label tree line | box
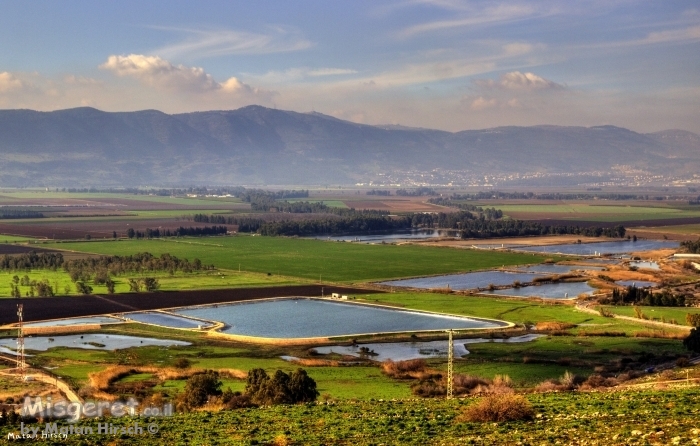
[395,187,438,196]
[0,209,44,219]
[440,191,687,201]
[126,226,228,239]
[681,239,700,254]
[608,286,687,307]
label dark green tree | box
[183,370,222,409]
[684,328,700,353]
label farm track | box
[0,285,379,325]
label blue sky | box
[0,0,698,132]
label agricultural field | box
[475,202,700,223]
[44,236,551,283]
[0,269,307,297]
[3,383,700,444]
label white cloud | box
[470,97,498,110]
[398,4,540,37]
[151,26,312,59]
[307,68,358,77]
[257,67,358,83]
[99,54,277,101]
[0,72,25,93]
[476,71,563,90]
[100,54,220,92]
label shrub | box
[687,313,700,328]
[459,393,534,422]
[684,328,700,353]
[381,359,428,379]
[174,358,191,369]
[245,368,319,405]
[182,370,222,409]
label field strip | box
[154,238,224,247]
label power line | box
[447,329,453,399]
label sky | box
[0,0,698,133]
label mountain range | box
[0,105,698,186]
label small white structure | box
[331,293,340,299]
[341,295,349,300]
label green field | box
[604,305,700,325]
[636,223,700,235]
[0,268,306,297]
[3,387,700,445]
[286,199,348,208]
[484,203,700,222]
[0,234,36,242]
[48,236,552,283]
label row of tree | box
[681,238,700,254]
[608,286,687,307]
[64,252,209,278]
[0,252,65,271]
[126,226,228,239]
[459,221,626,239]
[181,368,318,410]
[0,209,44,219]
[442,191,683,201]
[395,187,438,196]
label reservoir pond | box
[172,298,506,338]
[511,240,678,255]
[485,282,596,299]
[124,311,213,329]
[0,334,190,352]
[379,271,546,290]
[312,334,543,361]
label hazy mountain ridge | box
[0,106,698,186]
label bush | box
[182,370,222,409]
[459,393,534,422]
[245,368,319,405]
[174,358,191,369]
[381,359,428,379]
[687,313,700,328]
[683,328,700,353]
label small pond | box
[616,280,659,288]
[485,282,596,299]
[23,316,124,328]
[309,229,459,243]
[513,264,603,274]
[629,261,660,270]
[172,298,506,338]
[512,240,678,255]
[379,271,545,290]
[0,334,190,352]
[124,312,213,329]
[311,334,543,361]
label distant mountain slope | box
[0,106,697,186]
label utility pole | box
[447,329,454,399]
[16,304,26,380]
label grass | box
[603,305,700,325]
[4,387,700,445]
[0,269,306,297]
[47,236,553,283]
[285,199,348,208]
[0,234,36,242]
[486,203,700,222]
[634,223,700,235]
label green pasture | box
[0,234,36,242]
[485,203,700,222]
[603,305,700,325]
[635,223,700,235]
[47,236,553,283]
[5,383,700,445]
[0,269,305,297]
[0,191,243,206]
[285,199,348,208]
